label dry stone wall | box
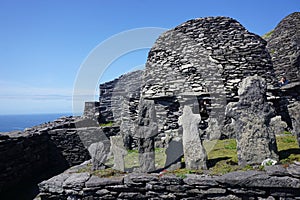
[266,12,300,83]
[0,116,119,198]
[143,16,274,100]
[37,163,300,199]
[265,12,300,134]
[99,70,143,126]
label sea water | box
[0,113,73,132]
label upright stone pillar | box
[178,106,207,170]
[110,135,127,171]
[134,99,158,172]
[88,141,110,170]
[226,76,279,166]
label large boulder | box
[226,76,279,166]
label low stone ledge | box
[36,164,300,199]
[86,176,123,188]
[183,174,219,186]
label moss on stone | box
[262,30,274,40]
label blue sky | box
[0,0,299,114]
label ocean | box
[0,113,74,132]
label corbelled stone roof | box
[266,12,300,82]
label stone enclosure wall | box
[0,116,119,198]
[37,163,300,199]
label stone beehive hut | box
[265,12,300,136]
[94,15,300,146]
[140,16,275,141]
[266,12,300,82]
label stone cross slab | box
[178,106,207,170]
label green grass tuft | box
[76,135,299,177]
[262,30,274,40]
[283,131,292,135]
[99,121,114,127]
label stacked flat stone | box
[144,16,274,100]
[37,164,300,200]
[83,101,100,122]
[0,116,118,196]
[265,12,300,133]
[266,12,300,82]
[99,70,143,125]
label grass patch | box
[166,168,203,178]
[99,121,114,127]
[277,135,299,151]
[77,135,299,177]
[77,164,125,178]
[277,135,300,164]
[205,135,300,175]
[205,139,237,161]
[123,148,167,170]
[92,168,125,178]
[204,139,240,175]
[262,30,274,40]
[283,131,292,135]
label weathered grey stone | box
[110,135,127,171]
[85,176,123,187]
[265,165,289,177]
[226,76,279,166]
[229,188,266,196]
[135,99,158,172]
[83,101,100,121]
[184,174,219,186]
[220,170,300,188]
[88,141,110,170]
[265,12,300,83]
[37,164,300,199]
[165,136,183,170]
[124,173,158,187]
[118,192,146,199]
[38,173,70,194]
[159,174,183,185]
[62,172,90,189]
[287,164,300,178]
[288,102,300,147]
[179,106,207,170]
[135,99,158,139]
[269,116,287,135]
[95,189,110,196]
[206,117,222,140]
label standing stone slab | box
[110,135,127,171]
[226,76,279,166]
[135,99,158,172]
[165,137,184,170]
[88,141,110,170]
[178,106,207,170]
[288,102,300,147]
